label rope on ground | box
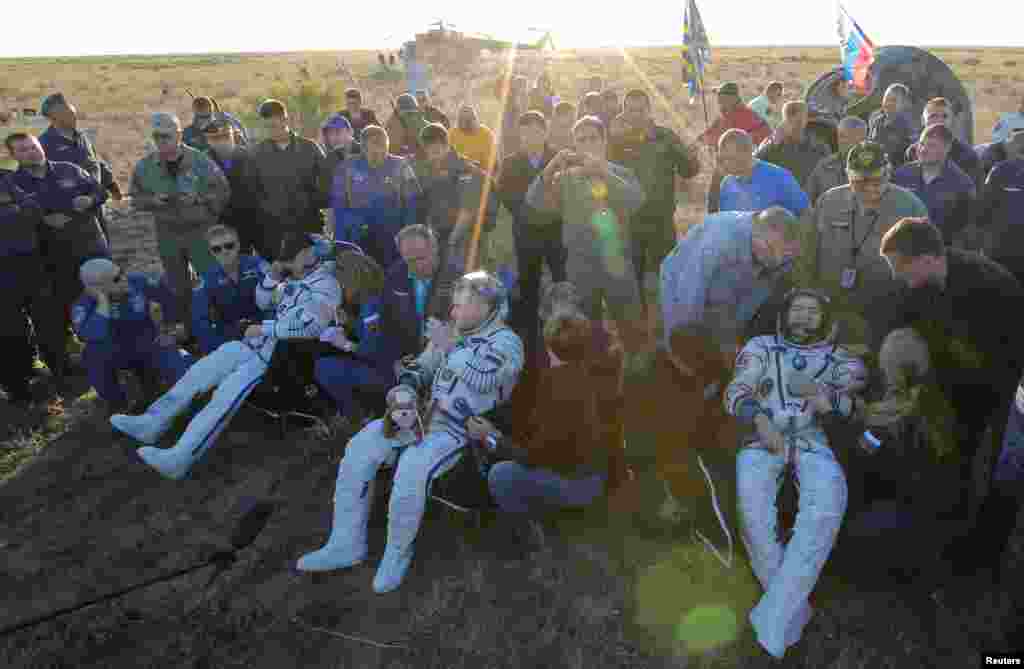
[694,453,734,569]
[292,617,410,649]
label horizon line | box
[2,43,1022,60]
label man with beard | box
[727,288,867,660]
[448,104,497,174]
[8,132,111,388]
[805,116,867,208]
[892,123,976,246]
[873,218,1023,595]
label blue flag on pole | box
[682,0,711,103]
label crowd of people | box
[2,70,1023,662]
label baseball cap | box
[396,94,417,112]
[151,112,182,134]
[40,92,69,117]
[322,113,353,132]
[846,141,889,177]
[258,99,287,119]
[715,82,740,96]
[202,115,235,137]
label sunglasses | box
[210,241,238,254]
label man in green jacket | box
[247,99,327,258]
[130,112,230,339]
[609,89,701,330]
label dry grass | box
[1,46,1022,669]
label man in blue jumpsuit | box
[330,125,421,270]
[191,224,271,355]
[0,174,60,405]
[38,93,122,238]
[6,132,110,386]
[72,258,194,414]
[314,284,390,422]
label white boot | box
[136,443,196,481]
[296,477,375,572]
[372,544,414,593]
[111,391,191,445]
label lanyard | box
[849,206,881,263]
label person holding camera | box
[191,224,272,355]
[525,115,647,359]
[130,112,230,343]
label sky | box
[2,0,1022,57]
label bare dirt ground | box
[1,46,1022,667]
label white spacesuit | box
[111,241,341,481]
[723,289,867,658]
[296,271,524,593]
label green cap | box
[846,141,888,177]
[715,82,740,96]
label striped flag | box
[681,0,711,103]
[837,3,876,94]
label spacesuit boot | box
[110,391,192,445]
[297,476,375,572]
[372,544,414,594]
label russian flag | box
[837,3,875,94]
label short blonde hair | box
[204,224,238,243]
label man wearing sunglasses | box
[72,258,194,416]
[191,224,271,355]
[129,112,231,344]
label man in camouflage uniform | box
[805,116,867,209]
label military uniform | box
[805,151,849,209]
[794,143,928,346]
[72,273,194,405]
[608,120,700,299]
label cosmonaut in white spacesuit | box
[110,233,342,480]
[724,288,868,659]
[296,270,524,593]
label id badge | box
[840,266,858,290]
